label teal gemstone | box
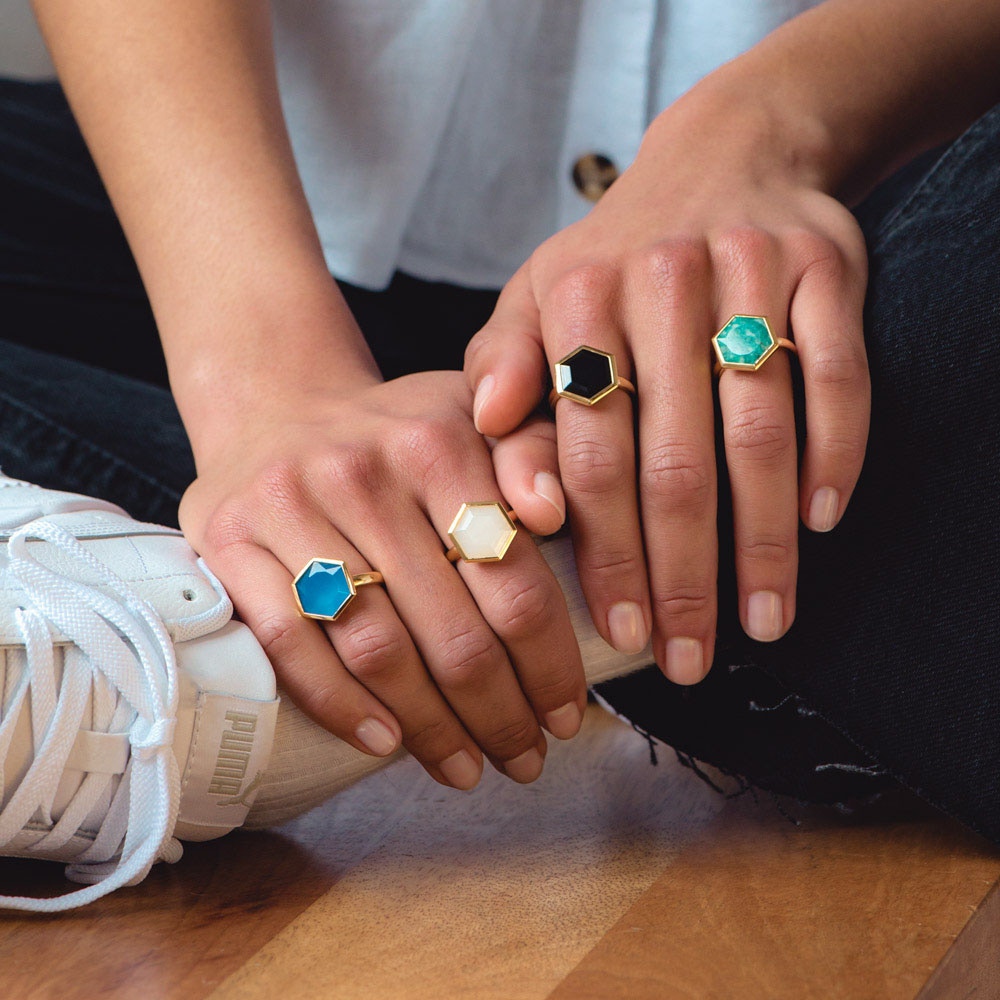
[293,559,355,620]
[713,316,775,369]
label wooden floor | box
[1,706,997,999]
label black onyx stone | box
[557,348,615,401]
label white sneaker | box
[0,475,394,912]
[0,475,651,912]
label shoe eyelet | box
[181,589,196,602]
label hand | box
[465,90,871,684]
[179,370,586,789]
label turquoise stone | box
[294,559,355,620]
[713,315,775,369]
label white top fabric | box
[271,0,821,290]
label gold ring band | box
[446,502,519,563]
[293,558,384,622]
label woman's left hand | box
[466,82,871,684]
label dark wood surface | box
[1,707,996,1000]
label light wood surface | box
[0,706,996,999]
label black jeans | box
[3,79,999,840]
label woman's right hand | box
[178,369,586,790]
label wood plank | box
[547,796,999,1000]
[918,878,1000,998]
[208,708,728,1000]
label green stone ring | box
[712,315,797,375]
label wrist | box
[650,62,839,195]
[167,276,382,465]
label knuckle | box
[651,585,713,620]
[434,625,501,687]
[548,263,618,313]
[714,227,778,276]
[484,716,539,760]
[315,442,382,494]
[492,575,553,641]
[807,345,869,395]
[202,504,254,555]
[585,547,646,583]
[635,239,710,291]
[297,681,345,729]
[404,716,456,757]
[796,232,848,282]
[393,416,457,481]
[254,612,309,668]
[338,620,409,683]
[254,459,307,508]
[640,443,713,511]
[738,535,796,566]
[726,405,794,465]
[561,435,626,495]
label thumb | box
[465,263,548,437]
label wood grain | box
[548,796,998,1000]
[0,706,996,999]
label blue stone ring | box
[712,315,797,375]
[292,558,385,622]
[548,346,636,409]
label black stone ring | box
[549,346,636,408]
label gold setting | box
[446,502,519,563]
[550,345,637,408]
[292,558,385,622]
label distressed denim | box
[2,77,999,839]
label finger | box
[426,476,587,743]
[790,239,870,533]
[627,240,718,684]
[545,267,651,655]
[370,506,552,781]
[715,238,800,644]
[206,538,405,760]
[491,416,565,536]
[267,512,487,791]
[465,263,548,436]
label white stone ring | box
[446,502,519,563]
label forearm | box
[32,0,380,458]
[665,0,1000,204]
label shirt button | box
[571,153,619,202]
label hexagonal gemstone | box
[293,558,355,620]
[713,315,776,370]
[448,502,517,562]
[555,347,616,404]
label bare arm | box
[31,0,379,458]
[31,0,587,787]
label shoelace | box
[0,518,181,912]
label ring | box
[293,558,385,621]
[712,315,797,375]
[446,502,519,563]
[549,346,636,408]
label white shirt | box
[272,0,820,291]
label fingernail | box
[355,717,399,756]
[544,702,582,740]
[533,471,566,527]
[473,374,495,434]
[439,749,482,790]
[747,591,784,642]
[607,601,648,654]
[808,487,840,532]
[665,637,704,685]
[504,747,544,783]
